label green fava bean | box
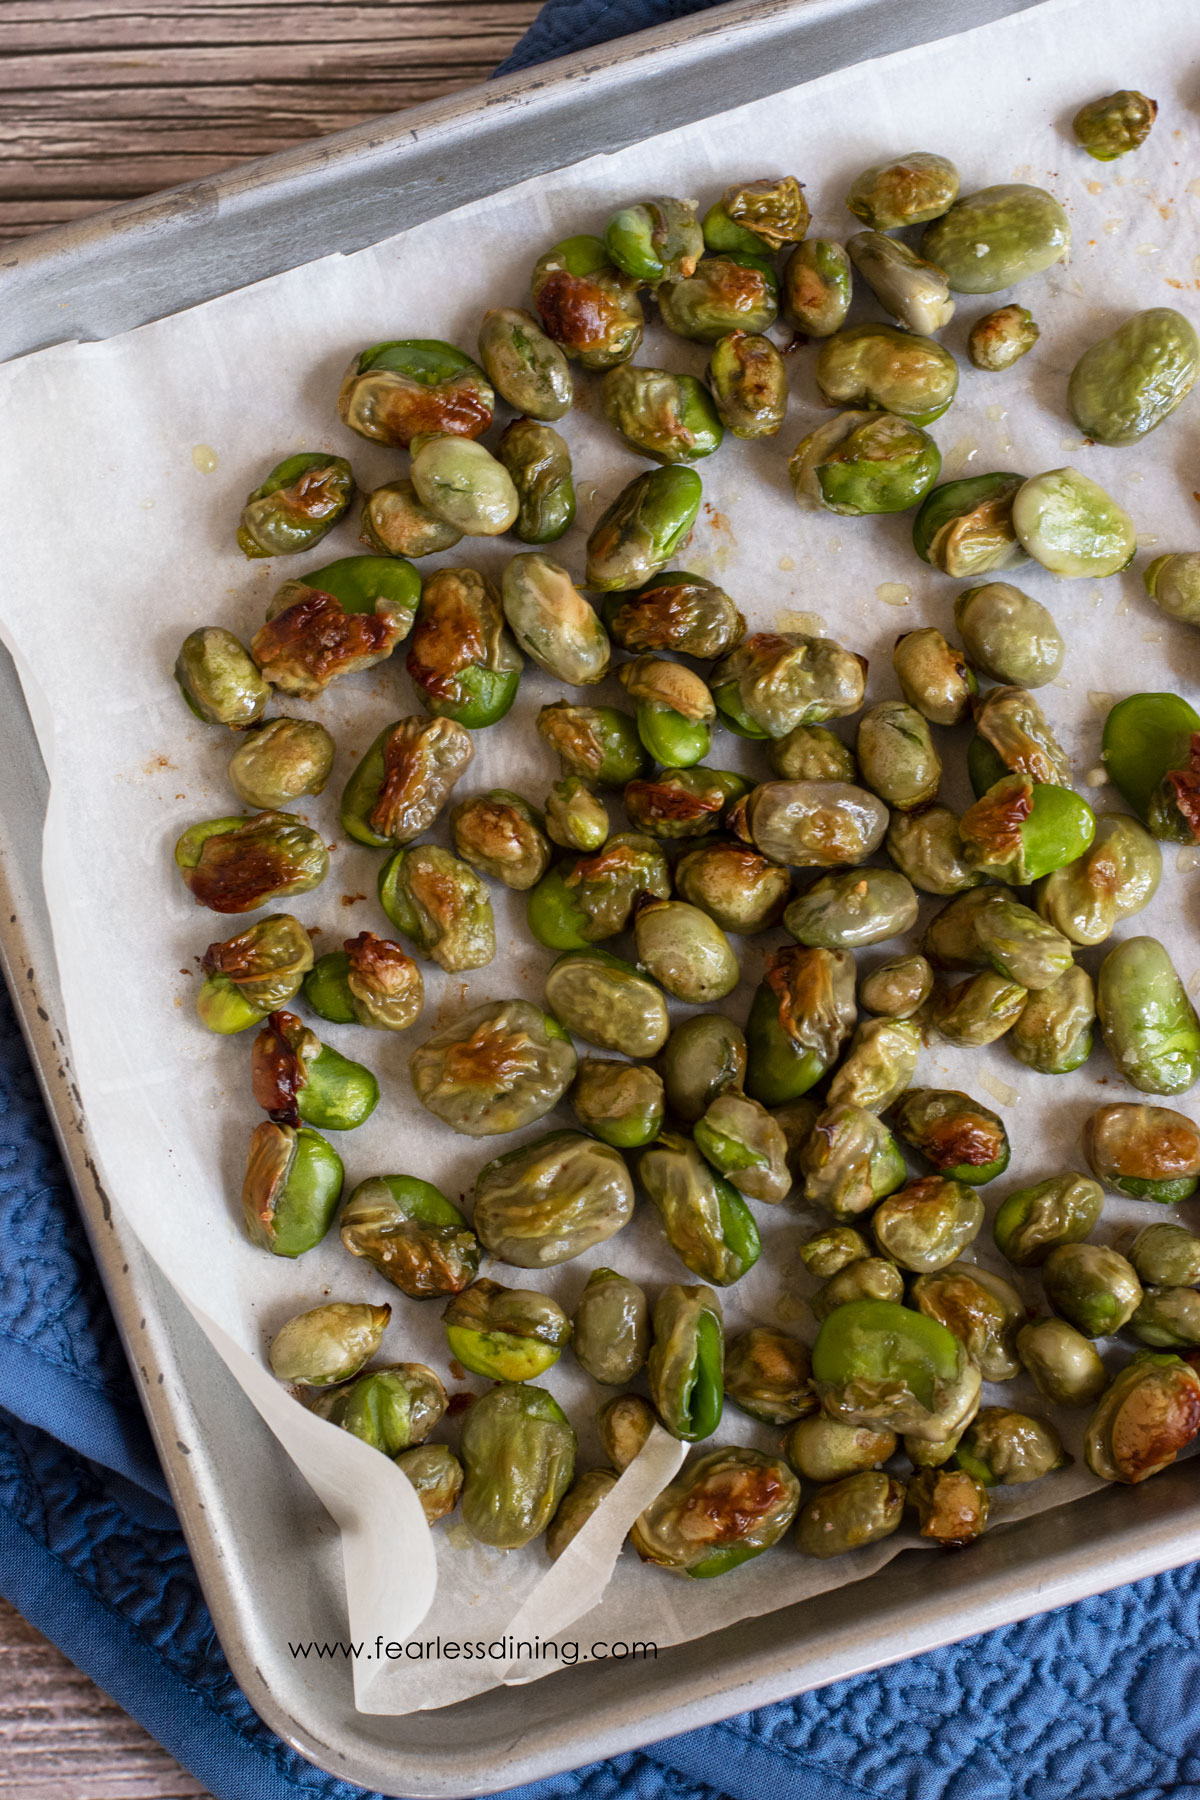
[799,1225,870,1280]
[745,945,857,1105]
[921,886,1004,969]
[253,559,417,700]
[973,892,1074,990]
[859,953,933,1020]
[646,1282,724,1441]
[931,971,1027,1048]
[477,307,573,420]
[810,1256,905,1321]
[701,197,767,258]
[585,466,703,592]
[175,812,328,915]
[912,1263,1023,1382]
[625,768,749,841]
[1068,309,1199,447]
[640,1133,760,1286]
[229,718,334,811]
[658,255,778,343]
[197,914,313,1034]
[337,340,493,447]
[770,724,857,782]
[722,176,809,249]
[304,932,424,1033]
[811,1298,982,1442]
[1129,1221,1200,1287]
[1009,965,1095,1074]
[955,1406,1066,1486]
[846,151,959,231]
[1144,553,1200,626]
[847,231,955,334]
[960,775,1096,886]
[1129,1286,1200,1349]
[899,1466,987,1536]
[268,1301,392,1387]
[969,305,1040,371]
[784,868,918,951]
[501,552,610,684]
[342,716,473,849]
[545,947,670,1057]
[545,777,609,852]
[827,1017,922,1116]
[856,701,941,811]
[795,1471,906,1559]
[313,1363,447,1457]
[633,898,739,1005]
[618,654,715,767]
[241,1121,343,1256]
[545,1470,619,1561]
[724,1326,814,1424]
[571,1059,664,1149]
[1044,1242,1142,1338]
[892,629,977,727]
[912,472,1027,580]
[602,364,723,463]
[251,1010,378,1131]
[800,1103,907,1220]
[406,568,522,728]
[496,418,575,544]
[410,435,518,537]
[790,410,941,516]
[236,452,354,559]
[675,841,791,935]
[743,780,889,869]
[887,806,986,897]
[1036,813,1162,946]
[1085,1349,1200,1483]
[694,1093,790,1204]
[905,1427,969,1470]
[460,1383,576,1549]
[1073,89,1157,161]
[783,1416,896,1486]
[1016,1317,1107,1407]
[409,999,576,1137]
[633,1447,800,1577]
[922,184,1070,293]
[473,1130,636,1268]
[340,1175,480,1298]
[378,845,495,973]
[713,631,865,739]
[1101,692,1200,833]
[526,833,670,950]
[1083,1101,1200,1203]
[397,1445,464,1527]
[443,1280,572,1382]
[360,478,463,558]
[872,1177,985,1273]
[815,323,958,426]
[573,1268,649,1384]
[175,627,270,727]
[451,790,551,891]
[604,196,703,285]
[706,332,787,439]
[954,582,1063,686]
[1012,467,1136,578]
[531,235,643,369]
[1097,936,1200,1096]
[972,685,1072,789]
[993,1166,1108,1267]
[537,701,650,788]
[603,570,745,659]
[891,1087,1011,1184]
[781,239,852,336]
[596,1394,656,1473]
[656,1014,746,1125]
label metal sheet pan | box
[5,0,1200,1791]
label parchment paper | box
[3,0,1200,1718]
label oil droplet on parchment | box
[1136,244,1160,257]
[1188,968,1200,998]
[777,609,825,634]
[980,1070,1019,1107]
[192,444,218,473]
[985,405,1008,424]
[446,1525,474,1551]
[876,582,911,609]
[1086,180,1105,196]
[1088,690,1115,712]
[778,555,795,572]
[775,1293,805,1324]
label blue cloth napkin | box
[6,4,1200,1793]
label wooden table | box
[0,7,537,1785]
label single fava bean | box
[451,791,551,891]
[268,1301,391,1387]
[1097,936,1200,1096]
[810,1257,904,1321]
[1043,1242,1142,1338]
[633,898,740,1006]
[770,723,858,783]
[1101,692,1200,839]
[341,715,473,849]
[410,436,519,537]
[544,948,670,1058]
[1128,1286,1200,1349]
[887,806,987,897]
[1083,1102,1200,1203]
[1036,814,1162,947]
[781,239,852,337]
[255,555,419,700]
[799,1104,907,1220]
[811,1298,982,1442]
[537,700,651,788]
[241,1121,344,1256]
[890,1087,1011,1184]
[724,1326,815,1423]
[712,631,866,740]
[721,176,809,250]
[912,473,1028,582]
[968,306,1039,372]
[603,570,745,659]
[407,568,522,728]
[846,230,955,334]
[605,195,703,282]
[872,1178,985,1273]
[313,1363,447,1457]
[1068,309,1199,448]
[911,1263,1023,1382]
[601,363,724,464]
[783,1416,896,1484]
[1084,1350,1200,1484]
[175,812,328,915]
[922,184,1069,293]
[460,1383,576,1549]
[339,1174,480,1298]
[251,1010,378,1132]
[657,254,779,344]
[236,452,354,559]
[477,307,573,420]
[646,1283,724,1441]
[858,953,933,1020]
[908,1469,989,1547]
[930,971,1027,1048]
[1128,1221,1200,1287]
[473,1130,636,1268]
[993,1172,1104,1267]
[545,1469,619,1562]
[742,781,889,869]
[955,1407,1066,1486]
[337,340,492,447]
[570,1058,664,1150]
[585,465,703,592]
[1017,1317,1107,1407]
[618,654,715,768]
[856,701,941,811]
[784,868,919,951]
[526,833,670,951]
[545,777,609,853]
[1143,553,1200,627]
[845,151,960,231]
[624,767,749,842]
[1008,965,1095,1074]
[502,552,610,685]
[972,892,1074,991]
[443,1280,571,1382]
[409,999,576,1138]
[675,841,791,935]
[396,1445,462,1526]
[632,1447,800,1577]
[175,627,270,728]
[377,845,494,974]
[656,1013,746,1124]
[360,478,463,559]
[1073,90,1157,161]
[197,914,313,1035]
[954,582,1063,688]
[1012,467,1136,578]
[694,1092,791,1203]
[892,628,977,726]
[531,234,644,369]
[827,1018,921,1116]
[572,1269,649,1385]
[745,945,857,1106]
[597,1393,655,1472]
[639,1133,761,1286]
[798,1225,871,1281]
[497,418,575,544]
[229,718,334,811]
[815,323,958,427]
[959,775,1096,886]
[794,1471,905,1559]
[789,410,942,517]
[707,331,787,438]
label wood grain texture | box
[0,0,539,237]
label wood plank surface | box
[0,0,539,237]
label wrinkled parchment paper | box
[3,0,1200,1718]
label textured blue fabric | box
[3,6,1200,1797]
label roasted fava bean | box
[1009,965,1095,1074]
[827,1017,922,1116]
[694,1092,791,1203]
[633,1447,800,1577]
[605,196,703,284]
[887,806,987,897]
[460,1383,576,1549]
[545,947,670,1058]
[1083,1102,1200,1203]
[968,305,1039,372]
[810,1257,905,1320]
[360,478,463,558]
[407,568,523,728]
[1097,937,1200,1096]
[474,1130,636,1268]
[707,331,787,438]
[646,1283,724,1441]
[1044,1242,1142,1338]
[242,1121,344,1256]
[586,466,703,592]
[251,1009,378,1131]
[722,176,809,249]
[783,1416,896,1484]
[676,841,791,935]
[618,654,715,767]
[175,812,328,914]
[410,436,519,537]
[930,971,1027,1048]
[1073,90,1157,161]
[847,230,954,333]
[597,1393,656,1472]
[1101,692,1200,839]
[795,1471,906,1559]
[1128,1286,1200,1349]
[624,767,749,842]
[502,552,610,685]
[341,716,473,849]
[800,1104,907,1220]
[892,628,977,725]
[912,1263,1023,1381]
[743,781,889,869]
[812,1298,981,1442]
[602,363,724,464]
[397,1445,464,1526]
[1128,1221,1200,1287]
[537,700,651,788]
[993,1172,1103,1267]
[971,684,1072,789]
[955,1407,1066,1485]
[908,1469,989,1547]
[639,1133,760,1286]
[570,1058,664,1150]
[337,340,493,447]
[656,1014,747,1125]
[236,452,354,558]
[451,791,551,891]
[1068,309,1198,448]
[1012,467,1136,579]
[846,151,959,231]
[784,868,918,953]
[1143,554,1200,627]
[477,307,573,420]
[781,239,852,336]
[197,914,313,1034]
[496,418,576,543]
[268,1301,391,1387]
[175,627,270,727]
[815,323,958,427]
[228,718,334,811]
[377,845,495,973]
[254,556,418,699]
[409,999,576,1137]
[1036,814,1162,947]
[546,1469,619,1561]
[798,1226,871,1281]
[443,1280,571,1382]
[1085,1351,1200,1484]
[922,184,1069,293]
[632,899,740,1005]
[790,409,942,516]
[724,1326,814,1423]
[340,1175,480,1297]
[973,893,1074,991]
[712,631,866,740]
[531,234,643,369]
[954,582,1064,688]
[912,473,1027,581]
[1016,1317,1107,1407]
[745,945,857,1105]
[856,701,941,811]
[604,570,745,660]
[545,777,609,852]
[959,775,1095,886]
[314,1363,446,1457]
[890,1088,1011,1184]
[658,254,779,343]
[858,953,933,1020]
[770,724,857,783]
[872,1178,985,1273]
[527,833,670,951]
[572,1269,649,1384]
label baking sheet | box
[3,0,1200,1719]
